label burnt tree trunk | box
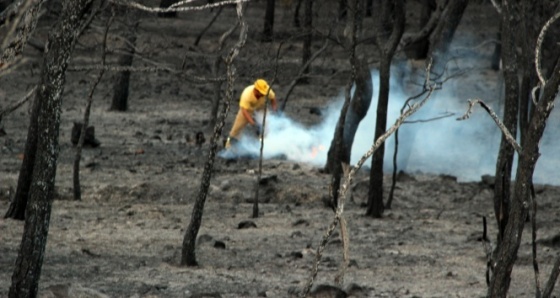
[325,0,370,209]
[8,0,92,297]
[181,2,247,267]
[338,0,346,20]
[491,20,501,71]
[300,0,312,83]
[4,94,41,220]
[293,0,302,27]
[325,58,373,208]
[403,0,436,59]
[427,0,469,77]
[109,10,139,112]
[262,0,275,42]
[366,0,404,218]
[493,0,520,245]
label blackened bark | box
[491,21,501,71]
[293,0,302,27]
[428,0,468,77]
[325,58,373,207]
[301,0,312,83]
[109,13,139,112]
[403,0,436,59]
[365,0,373,17]
[8,0,93,297]
[262,0,275,42]
[338,0,346,21]
[4,95,41,220]
[324,0,368,209]
[159,0,177,18]
[366,0,404,218]
[493,0,519,244]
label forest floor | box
[1,1,560,298]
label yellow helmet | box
[254,79,270,95]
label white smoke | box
[220,69,560,186]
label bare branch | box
[535,11,560,86]
[281,37,330,111]
[0,86,36,123]
[457,98,522,155]
[74,11,113,200]
[403,112,454,124]
[110,0,249,13]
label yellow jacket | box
[239,85,276,113]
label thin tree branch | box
[110,0,249,13]
[194,6,224,46]
[457,98,522,155]
[73,8,113,201]
[0,86,36,123]
[535,11,560,86]
[281,37,330,111]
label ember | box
[310,145,326,159]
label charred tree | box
[491,20,501,71]
[181,2,247,267]
[293,0,302,27]
[109,8,139,112]
[73,13,111,201]
[492,0,519,245]
[8,0,93,296]
[4,93,41,220]
[326,0,372,209]
[262,0,275,42]
[300,0,312,84]
[403,0,436,59]
[366,0,404,218]
[326,58,373,208]
[427,0,469,77]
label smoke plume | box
[220,70,559,186]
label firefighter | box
[225,79,277,149]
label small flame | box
[310,145,326,159]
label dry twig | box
[457,98,522,155]
[535,11,560,86]
[110,0,249,13]
[0,86,36,123]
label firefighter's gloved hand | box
[255,124,264,138]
